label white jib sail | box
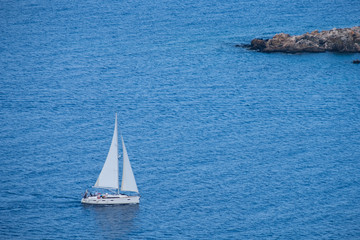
[94,115,119,189]
[121,136,139,193]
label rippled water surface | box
[1,0,360,239]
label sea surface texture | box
[1,0,360,239]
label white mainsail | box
[94,114,119,189]
[121,136,139,193]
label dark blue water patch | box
[1,0,360,239]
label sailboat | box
[81,114,140,205]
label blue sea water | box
[1,0,360,239]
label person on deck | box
[83,190,88,199]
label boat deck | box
[81,194,140,205]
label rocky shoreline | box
[245,26,360,53]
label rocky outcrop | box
[248,26,360,53]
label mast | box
[116,113,119,194]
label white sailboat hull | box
[81,194,140,205]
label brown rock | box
[250,38,267,51]
[247,26,360,53]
